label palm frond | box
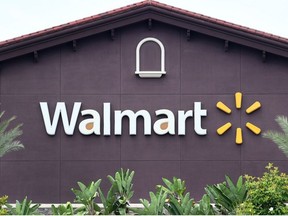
[0,141,24,157]
[263,116,288,158]
[0,112,24,158]
[275,116,288,135]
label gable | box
[1,0,288,62]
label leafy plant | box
[51,202,74,215]
[71,180,102,215]
[236,201,256,215]
[239,163,288,215]
[6,197,40,215]
[130,190,167,215]
[0,111,24,158]
[263,115,288,158]
[0,195,8,215]
[157,177,186,200]
[98,186,117,215]
[156,177,194,215]
[165,192,194,215]
[205,175,247,214]
[107,168,134,214]
[191,194,215,215]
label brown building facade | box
[0,1,288,203]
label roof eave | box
[1,4,288,61]
[0,6,152,61]
[149,7,288,57]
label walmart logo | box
[216,92,261,144]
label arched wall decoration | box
[135,37,166,78]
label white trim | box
[9,203,288,209]
[7,203,144,208]
[135,70,166,78]
[135,37,166,78]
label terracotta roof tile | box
[0,0,288,48]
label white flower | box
[269,207,274,211]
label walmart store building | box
[0,1,288,203]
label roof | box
[1,0,288,61]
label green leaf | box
[107,175,115,184]
[94,179,102,190]
[263,116,288,158]
[115,172,123,194]
[236,175,243,188]
[141,199,150,210]
[98,188,106,209]
[77,182,87,192]
[0,112,24,158]
[162,178,172,190]
[225,175,237,194]
[276,115,288,135]
[15,200,21,214]
[168,196,182,215]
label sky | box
[1,0,288,42]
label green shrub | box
[51,202,74,215]
[71,180,102,215]
[236,201,256,215]
[106,168,134,215]
[0,195,8,215]
[191,194,215,215]
[157,177,186,200]
[98,184,117,215]
[165,192,194,215]
[157,177,195,215]
[130,189,167,215]
[205,175,247,214]
[6,197,40,215]
[237,163,288,215]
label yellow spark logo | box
[216,92,261,145]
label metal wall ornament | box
[216,92,262,145]
[135,37,166,78]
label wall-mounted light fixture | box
[135,37,166,78]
